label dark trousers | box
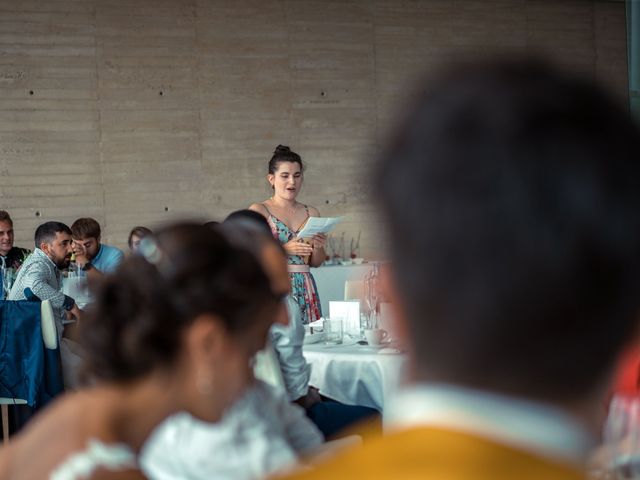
[306,397,380,439]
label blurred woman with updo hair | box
[0,223,281,479]
[250,145,326,325]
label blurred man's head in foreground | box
[377,59,640,407]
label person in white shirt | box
[140,219,323,480]
[142,380,323,480]
[228,210,380,439]
[0,222,282,479]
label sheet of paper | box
[296,216,342,239]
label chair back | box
[0,299,63,407]
[40,300,57,350]
[0,299,63,443]
[344,280,364,302]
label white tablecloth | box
[303,342,408,412]
[311,264,374,315]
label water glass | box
[323,317,344,345]
[1,266,14,300]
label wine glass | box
[2,267,14,300]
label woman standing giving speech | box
[250,145,326,325]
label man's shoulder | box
[100,244,124,257]
[94,244,124,271]
[101,243,124,255]
[279,426,586,480]
[20,249,47,268]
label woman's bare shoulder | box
[307,205,321,217]
[0,395,88,479]
[248,202,269,218]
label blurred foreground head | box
[79,222,280,422]
[376,59,640,404]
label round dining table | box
[303,341,408,413]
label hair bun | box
[274,145,291,154]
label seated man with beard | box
[9,221,81,333]
[9,221,84,388]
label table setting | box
[302,266,408,412]
[303,333,407,412]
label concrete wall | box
[0,0,628,257]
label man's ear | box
[39,242,50,255]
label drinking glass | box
[323,317,344,345]
[3,267,15,298]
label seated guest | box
[142,381,323,480]
[141,221,323,480]
[280,60,640,479]
[0,223,282,479]
[8,221,81,336]
[8,221,83,388]
[0,210,31,299]
[224,210,380,439]
[272,298,380,439]
[70,217,123,278]
[127,225,152,253]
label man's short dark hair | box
[0,210,12,225]
[71,217,101,240]
[225,209,272,236]
[35,222,72,248]
[376,59,640,403]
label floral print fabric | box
[267,215,323,325]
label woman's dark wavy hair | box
[79,222,276,383]
[268,145,304,174]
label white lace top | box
[50,439,137,480]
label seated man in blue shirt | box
[70,217,124,279]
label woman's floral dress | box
[265,206,323,325]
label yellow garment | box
[280,426,586,480]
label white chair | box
[0,300,57,444]
[344,280,365,303]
